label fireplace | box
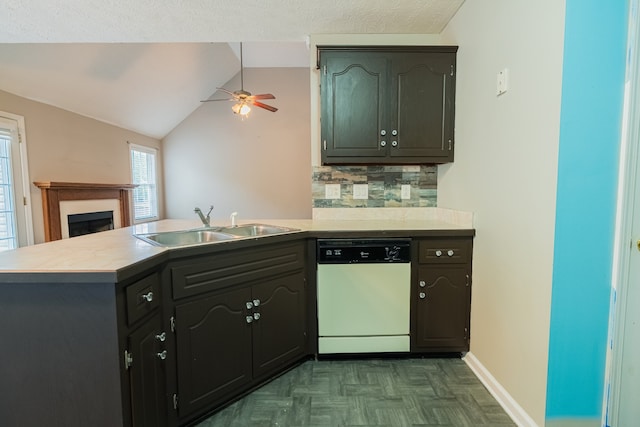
[68,210,114,238]
[34,182,136,242]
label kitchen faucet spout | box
[194,205,213,227]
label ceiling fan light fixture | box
[232,102,251,116]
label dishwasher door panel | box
[317,263,410,337]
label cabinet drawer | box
[418,239,472,264]
[172,242,305,300]
[126,273,160,325]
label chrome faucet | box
[194,206,213,227]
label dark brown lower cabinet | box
[412,238,473,353]
[175,287,253,418]
[414,266,470,351]
[174,270,307,421]
[127,312,168,427]
[170,241,309,424]
[252,271,307,378]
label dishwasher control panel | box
[317,239,411,263]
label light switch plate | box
[325,184,341,199]
[401,184,411,200]
[497,68,509,96]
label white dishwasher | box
[317,238,411,354]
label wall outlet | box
[353,184,368,200]
[401,184,411,200]
[325,183,341,199]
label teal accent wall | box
[546,0,628,420]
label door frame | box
[0,111,34,247]
[606,0,640,424]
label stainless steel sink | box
[135,223,299,247]
[220,223,299,237]
[135,229,239,247]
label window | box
[130,144,159,222]
[0,113,33,251]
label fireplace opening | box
[68,211,114,238]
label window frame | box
[129,143,160,224]
[0,112,34,249]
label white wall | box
[162,68,311,222]
[0,90,163,244]
[440,1,566,425]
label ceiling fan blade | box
[200,98,234,102]
[249,93,276,100]
[216,87,236,96]
[252,101,278,112]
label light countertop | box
[0,208,474,278]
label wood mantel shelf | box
[34,181,136,242]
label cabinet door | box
[128,312,168,427]
[413,266,470,351]
[390,52,456,162]
[251,271,307,378]
[321,52,389,160]
[175,287,252,418]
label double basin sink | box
[135,223,300,247]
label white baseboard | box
[463,352,539,427]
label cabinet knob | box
[253,299,261,307]
[157,350,167,360]
[435,250,442,257]
[419,292,426,299]
[419,280,426,288]
[391,129,398,136]
[380,130,387,136]
[155,332,166,342]
[391,140,398,147]
[246,301,254,310]
[380,140,387,147]
[253,312,261,321]
[246,315,254,324]
[141,291,153,303]
[447,249,454,257]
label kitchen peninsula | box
[0,208,474,427]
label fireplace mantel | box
[34,181,136,242]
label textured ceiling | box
[0,0,465,138]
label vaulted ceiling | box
[0,0,464,138]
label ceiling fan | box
[201,42,278,116]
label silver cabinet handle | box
[447,250,454,257]
[157,350,167,360]
[253,299,261,307]
[246,315,254,324]
[435,250,442,257]
[141,291,153,302]
[380,140,387,147]
[155,332,166,342]
[253,312,261,321]
[380,129,387,136]
[246,301,254,310]
[391,141,398,147]
[419,280,426,288]
[419,292,426,299]
[392,129,398,136]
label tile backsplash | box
[312,165,437,208]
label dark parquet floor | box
[195,357,516,427]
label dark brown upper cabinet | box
[319,46,458,165]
